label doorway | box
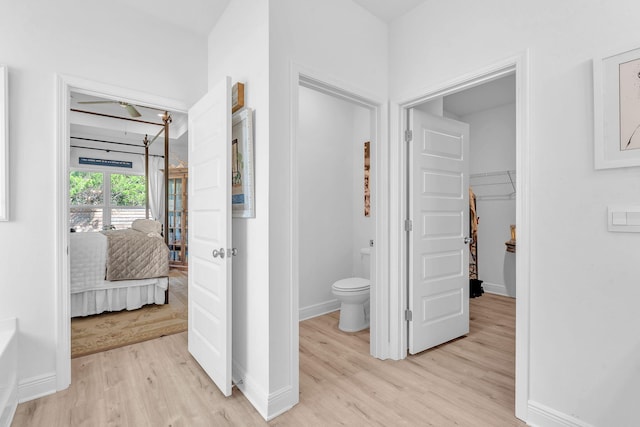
[55,75,189,389]
[396,55,530,421]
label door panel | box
[409,109,470,355]
[188,76,232,396]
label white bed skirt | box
[71,277,168,317]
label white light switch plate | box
[608,205,640,232]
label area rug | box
[71,269,188,358]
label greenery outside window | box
[70,171,146,231]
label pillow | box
[131,219,162,235]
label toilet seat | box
[332,277,370,293]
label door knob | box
[464,237,473,244]
[212,247,226,258]
[227,248,238,257]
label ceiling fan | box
[77,100,142,118]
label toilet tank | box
[360,247,371,279]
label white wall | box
[206,0,271,417]
[0,0,207,401]
[297,86,372,319]
[464,103,516,297]
[268,0,388,416]
[391,1,640,425]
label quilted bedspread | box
[101,229,169,281]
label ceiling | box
[108,0,428,39]
[443,74,516,117]
[352,0,427,22]
[70,92,188,157]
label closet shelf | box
[470,170,516,200]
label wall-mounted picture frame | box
[594,46,640,169]
[231,107,255,218]
[232,82,245,113]
[0,65,8,221]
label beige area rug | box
[71,269,188,358]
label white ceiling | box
[352,0,427,22]
[70,92,188,157]
[443,74,516,117]
[108,0,428,38]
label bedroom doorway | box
[56,75,190,389]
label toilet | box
[332,247,371,332]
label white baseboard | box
[299,299,340,321]
[232,360,297,421]
[232,360,269,419]
[528,401,594,427]
[266,385,296,421]
[18,373,57,403]
[481,281,508,296]
[0,381,16,427]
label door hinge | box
[405,309,413,321]
[405,129,413,142]
[404,219,413,232]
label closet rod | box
[71,136,145,149]
[470,170,516,178]
[70,144,164,158]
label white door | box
[408,109,470,355]
[188,76,233,396]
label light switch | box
[612,211,627,225]
[628,212,640,226]
[608,205,640,232]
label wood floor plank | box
[13,293,525,426]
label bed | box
[70,219,170,317]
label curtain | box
[144,155,165,224]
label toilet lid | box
[332,277,370,292]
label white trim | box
[391,51,531,422]
[266,386,296,421]
[481,281,508,296]
[290,61,389,364]
[232,360,270,420]
[528,401,595,427]
[18,373,56,403]
[299,300,340,321]
[55,74,188,393]
[0,65,8,222]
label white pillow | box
[131,219,162,235]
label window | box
[70,171,146,231]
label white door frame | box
[289,62,389,362]
[390,52,531,421]
[55,74,188,390]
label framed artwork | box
[364,141,370,217]
[232,82,245,113]
[0,65,8,221]
[231,107,255,218]
[594,46,640,169]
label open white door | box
[408,109,470,355]
[188,76,233,396]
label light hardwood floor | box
[13,293,525,426]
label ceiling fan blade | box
[77,100,118,105]
[123,103,142,118]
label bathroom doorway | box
[291,69,387,363]
[297,85,374,328]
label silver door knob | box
[227,248,238,257]
[212,247,226,258]
[464,237,473,244]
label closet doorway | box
[398,56,530,420]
